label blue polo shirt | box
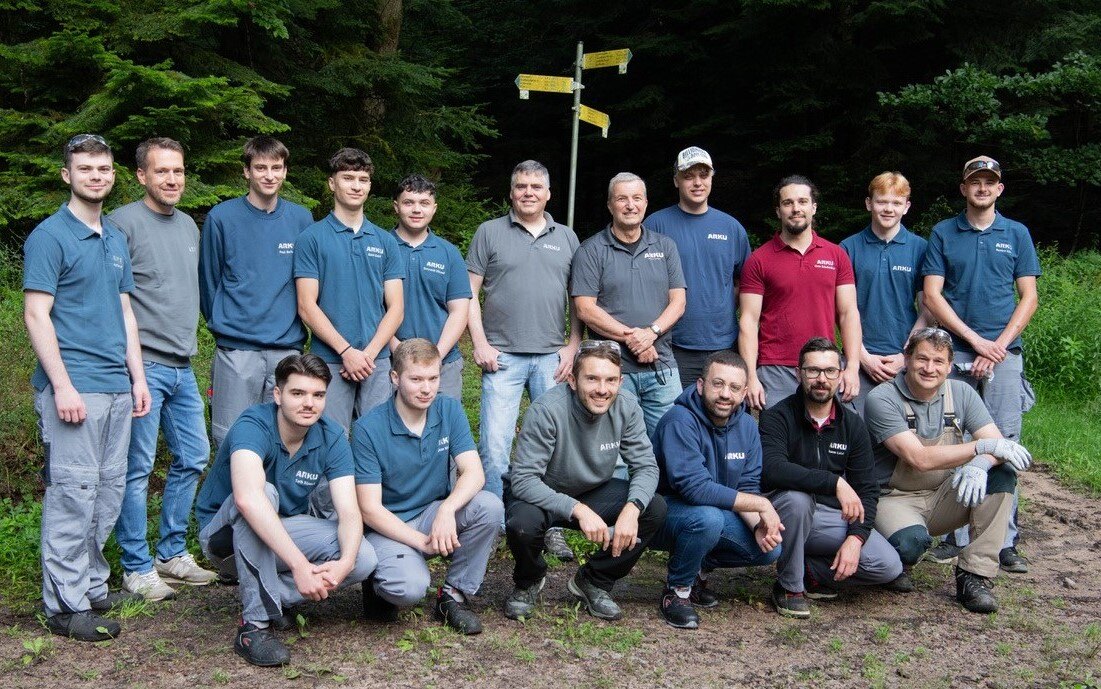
[840,225,928,355]
[647,205,751,351]
[352,395,477,522]
[294,213,405,363]
[194,402,354,531]
[922,212,1041,353]
[23,205,134,393]
[391,229,472,364]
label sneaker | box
[362,576,399,623]
[544,527,575,562]
[45,610,120,642]
[771,582,810,619]
[999,546,1029,574]
[155,553,219,586]
[659,588,699,629]
[234,622,290,667]
[689,574,719,608]
[885,570,916,593]
[925,540,961,564]
[804,566,838,600]
[123,570,177,602]
[89,590,145,611]
[434,587,482,635]
[504,577,545,620]
[955,567,998,614]
[567,572,623,621]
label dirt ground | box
[1,466,1098,689]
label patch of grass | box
[827,637,844,653]
[872,623,891,644]
[777,624,808,648]
[0,498,42,612]
[1023,391,1101,491]
[548,605,644,657]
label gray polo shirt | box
[108,201,200,367]
[466,211,579,354]
[864,375,993,489]
[570,226,687,373]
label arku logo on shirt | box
[294,469,319,486]
[437,436,450,452]
[424,261,447,275]
[827,442,848,455]
[643,251,665,260]
[726,451,746,461]
[364,245,385,259]
[600,440,621,452]
[995,242,1014,254]
[112,255,125,270]
[541,243,562,252]
[278,242,294,255]
[707,233,728,241]
[814,259,836,270]
[891,265,913,273]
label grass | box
[1022,389,1101,492]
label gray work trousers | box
[37,388,132,615]
[324,359,393,433]
[757,365,800,409]
[438,358,464,402]
[199,483,377,624]
[211,347,299,449]
[771,490,903,593]
[367,491,504,604]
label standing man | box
[390,175,471,401]
[839,172,930,415]
[503,342,668,622]
[110,138,217,602]
[739,176,863,409]
[23,134,151,640]
[922,156,1040,571]
[652,350,783,629]
[200,136,314,449]
[294,148,404,430]
[864,328,1029,613]
[647,147,752,389]
[760,338,903,618]
[194,354,376,667]
[572,172,687,434]
[466,160,580,560]
[354,339,503,635]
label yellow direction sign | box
[579,104,610,138]
[582,49,633,74]
[515,74,577,100]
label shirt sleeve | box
[114,232,135,293]
[509,403,579,520]
[620,401,659,508]
[226,413,275,462]
[22,230,62,295]
[735,424,765,495]
[445,244,473,300]
[843,417,879,541]
[863,386,911,445]
[954,381,995,435]
[922,227,947,277]
[912,238,929,295]
[664,238,687,290]
[199,211,223,320]
[465,224,491,276]
[835,246,855,286]
[325,432,355,480]
[739,251,765,296]
[568,241,603,298]
[293,229,320,280]
[351,420,383,485]
[1013,226,1042,278]
[445,399,477,457]
[382,233,405,281]
[733,222,751,281]
[657,409,739,509]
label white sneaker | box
[155,552,219,586]
[123,569,177,601]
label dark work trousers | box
[505,478,667,591]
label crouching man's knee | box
[986,464,1017,495]
[887,524,932,567]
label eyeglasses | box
[65,133,108,152]
[964,159,1000,175]
[908,326,953,349]
[579,339,621,355]
[800,366,841,380]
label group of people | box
[23,133,1040,668]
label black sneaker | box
[89,590,144,611]
[771,582,810,619]
[544,527,575,562]
[567,572,623,621]
[362,576,399,623]
[803,566,838,600]
[925,540,961,564]
[885,570,915,593]
[434,588,482,635]
[234,622,290,667]
[955,567,998,614]
[504,577,545,620]
[45,610,120,641]
[659,588,700,629]
[689,575,719,608]
[999,546,1029,573]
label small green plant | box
[996,642,1013,656]
[778,624,808,648]
[828,637,844,653]
[873,623,891,644]
[295,612,310,638]
[20,635,52,666]
[74,668,101,680]
[862,652,887,688]
[212,668,230,684]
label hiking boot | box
[234,622,290,667]
[804,566,838,600]
[925,540,961,564]
[155,552,219,586]
[504,577,545,620]
[689,574,719,608]
[362,576,399,623]
[89,590,145,611]
[955,567,998,614]
[544,527,575,562]
[885,570,916,593]
[567,572,623,621]
[434,588,483,635]
[659,588,699,629]
[771,582,810,619]
[123,569,177,602]
[45,610,120,641]
[999,546,1029,573]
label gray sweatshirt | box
[108,201,200,366]
[508,383,658,520]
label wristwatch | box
[628,498,645,512]
[649,323,662,336]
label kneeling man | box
[653,350,783,629]
[354,338,504,634]
[195,354,376,667]
[761,338,903,618]
[505,341,668,621]
[865,327,1028,613]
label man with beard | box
[922,156,1041,572]
[23,134,151,640]
[652,350,783,629]
[739,176,863,409]
[760,338,902,618]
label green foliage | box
[0,498,42,611]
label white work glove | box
[975,438,1032,473]
[952,455,994,507]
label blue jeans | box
[478,352,558,498]
[115,362,211,574]
[658,497,781,587]
[621,368,681,436]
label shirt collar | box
[57,204,101,240]
[385,395,442,437]
[508,209,557,234]
[599,224,656,253]
[796,387,839,430]
[392,228,440,249]
[954,211,1008,233]
[861,225,910,245]
[325,212,376,236]
[769,230,824,252]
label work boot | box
[771,582,810,619]
[234,622,290,667]
[544,527,575,561]
[659,587,699,629]
[955,566,998,614]
[567,571,623,621]
[504,577,545,620]
[45,611,120,642]
[434,587,482,635]
[999,546,1029,573]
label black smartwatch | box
[628,498,645,512]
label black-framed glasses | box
[800,366,841,380]
[65,133,107,152]
[579,339,621,355]
[964,159,1000,175]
